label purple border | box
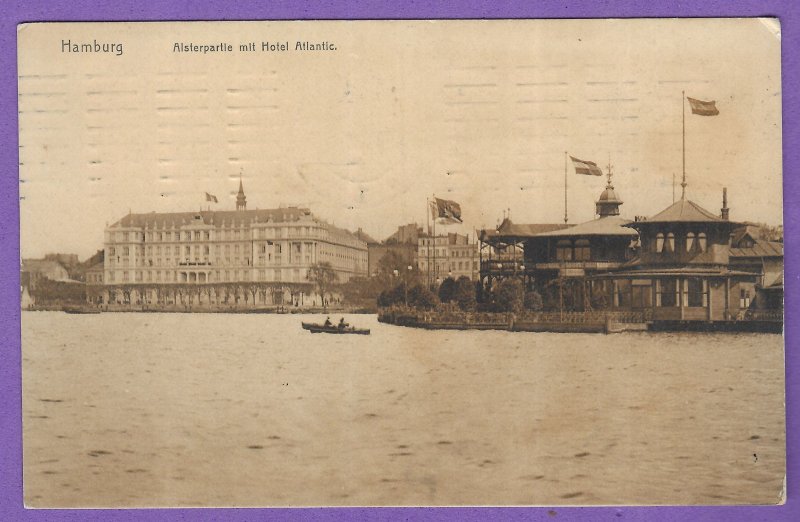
[1,1,796,521]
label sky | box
[18,19,783,259]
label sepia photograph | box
[18,19,784,507]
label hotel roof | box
[108,207,365,244]
[109,207,315,229]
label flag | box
[205,192,218,203]
[687,97,719,116]
[569,156,603,176]
[432,197,462,224]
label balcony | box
[480,259,527,275]
[533,261,622,271]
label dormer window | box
[656,233,664,253]
[698,233,707,252]
[686,232,696,253]
[666,233,675,253]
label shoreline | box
[378,308,783,334]
[25,305,378,315]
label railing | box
[379,306,651,326]
[532,261,622,270]
[480,260,527,273]
[743,309,783,322]
[516,310,650,324]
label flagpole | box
[426,197,431,287]
[564,151,568,224]
[426,197,431,235]
[432,194,437,287]
[681,90,686,200]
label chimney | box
[721,187,730,221]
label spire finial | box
[236,171,247,210]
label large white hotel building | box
[100,181,367,305]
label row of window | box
[109,254,332,268]
[113,226,329,243]
[418,261,479,271]
[555,239,591,261]
[106,268,314,283]
[654,232,708,254]
[419,248,478,258]
[607,278,751,309]
[108,242,327,259]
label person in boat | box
[338,317,349,330]
[324,316,332,328]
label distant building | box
[728,224,783,313]
[354,228,378,246]
[366,223,422,277]
[100,180,368,306]
[81,250,105,285]
[84,258,105,304]
[385,223,423,245]
[418,232,479,282]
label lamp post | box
[406,265,412,306]
[393,268,407,307]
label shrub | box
[377,283,406,308]
[493,278,525,313]
[408,284,439,310]
[524,289,544,311]
[453,276,477,311]
[438,277,456,303]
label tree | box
[376,249,416,283]
[493,278,524,313]
[29,278,86,304]
[307,262,339,307]
[453,276,477,311]
[438,277,456,303]
[247,283,261,305]
[408,284,439,310]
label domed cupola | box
[596,166,623,217]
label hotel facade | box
[97,182,368,306]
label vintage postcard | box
[19,19,784,507]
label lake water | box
[21,311,785,507]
